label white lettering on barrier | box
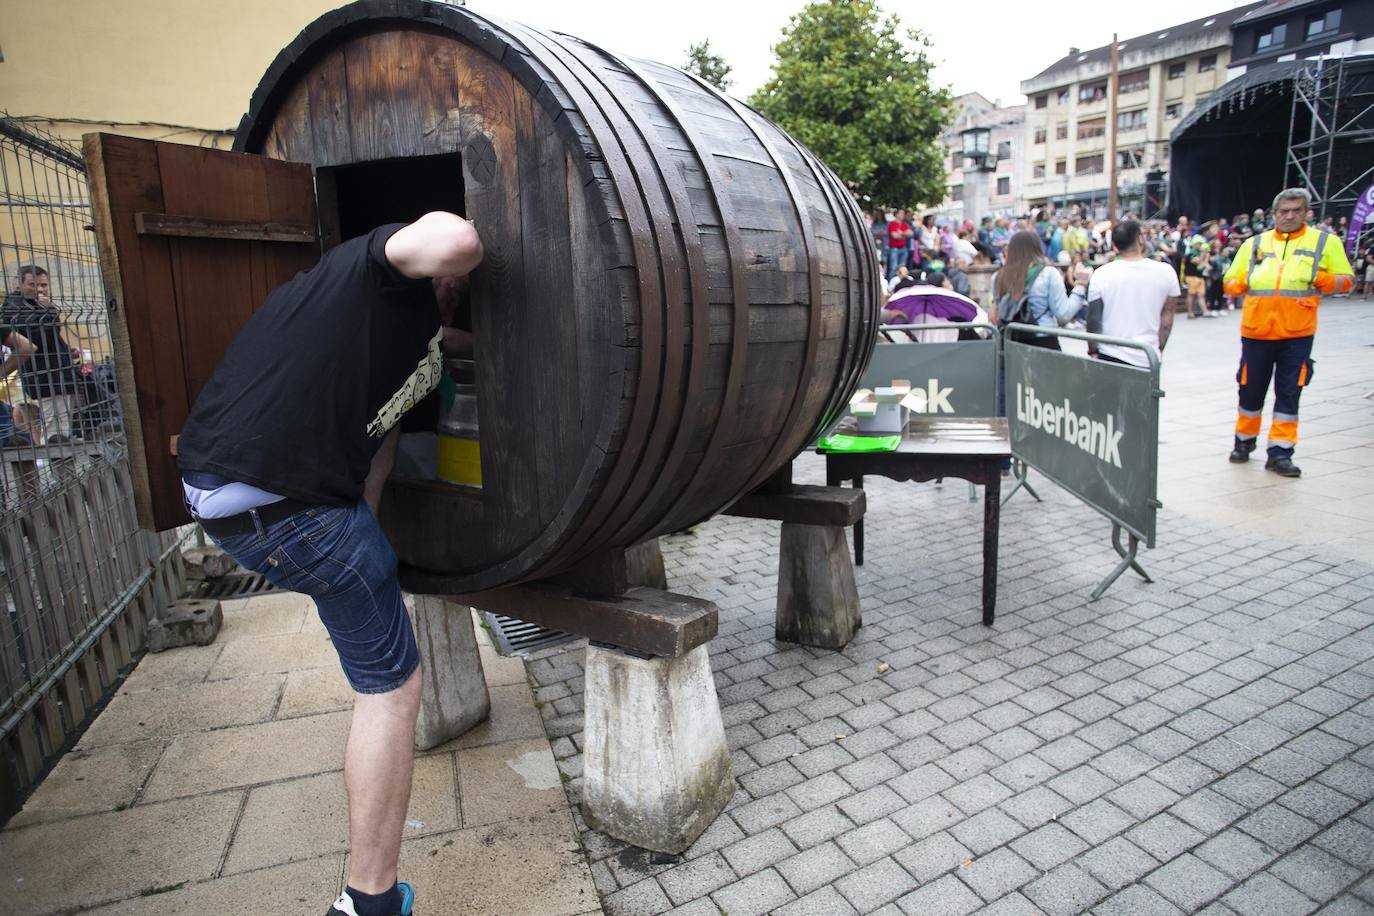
[919,379,954,414]
[1015,383,1123,468]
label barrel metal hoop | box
[497,21,670,570]
[500,25,687,568]
[680,73,825,505]
[778,130,874,441]
[550,69,752,539]
[525,31,690,545]
[540,34,716,546]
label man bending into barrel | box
[177,212,483,916]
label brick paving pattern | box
[3,301,1370,914]
[533,300,1374,914]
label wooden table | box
[822,416,1010,626]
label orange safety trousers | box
[1236,336,1314,458]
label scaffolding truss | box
[1285,55,1374,233]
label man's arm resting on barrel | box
[385,212,484,280]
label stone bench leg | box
[408,595,491,751]
[777,522,861,649]
[582,642,735,853]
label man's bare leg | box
[344,666,423,893]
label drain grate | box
[480,611,576,657]
[191,572,279,600]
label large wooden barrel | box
[234,0,879,591]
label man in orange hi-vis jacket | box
[1222,188,1354,477]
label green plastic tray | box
[816,433,900,453]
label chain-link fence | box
[1,116,186,819]
[1,117,124,496]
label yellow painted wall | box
[3,1,358,399]
[0,0,351,146]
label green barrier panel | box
[860,323,999,419]
[1003,324,1163,600]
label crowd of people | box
[872,186,1360,480]
[869,204,1373,314]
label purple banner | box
[1348,181,1374,256]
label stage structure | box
[1167,53,1374,236]
[1285,55,1374,235]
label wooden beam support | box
[398,568,717,658]
[725,484,866,527]
[134,211,317,243]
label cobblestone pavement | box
[530,297,1374,915]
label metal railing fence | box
[0,115,186,821]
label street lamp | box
[960,127,992,169]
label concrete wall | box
[0,0,348,146]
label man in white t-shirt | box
[1085,219,1181,367]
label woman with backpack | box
[991,230,1088,350]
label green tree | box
[750,0,952,209]
[684,39,733,92]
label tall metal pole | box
[1108,32,1119,222]
[1319,57,1342,222]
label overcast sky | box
[469,0,1253,107]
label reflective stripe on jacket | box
[1221,226,1354,339]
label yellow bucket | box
[437,434,482,487]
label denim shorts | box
[206,501,420,695]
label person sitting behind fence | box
[945,256,972,299]
[885,265,912,293]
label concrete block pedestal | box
[776,522,862,649]
[581,642,735,854]
[408,595,491,750]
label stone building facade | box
[1018,3,1262,217]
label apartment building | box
[1230,0,1374,72]
[1019,3,1262,217]
[934,93,1026,223]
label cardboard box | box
[850,381,920,433]
[857,401,907,433]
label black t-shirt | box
[1,292,78,398]
[1184,251,1207,278]
[177,224,441,506]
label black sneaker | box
[1229,438,1255,463]
[327,883,414,916]
[1265,456,1302,478]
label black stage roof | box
[1167,55,1374,222]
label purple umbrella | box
[883,285,980,324]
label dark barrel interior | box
[234,0,879,592]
